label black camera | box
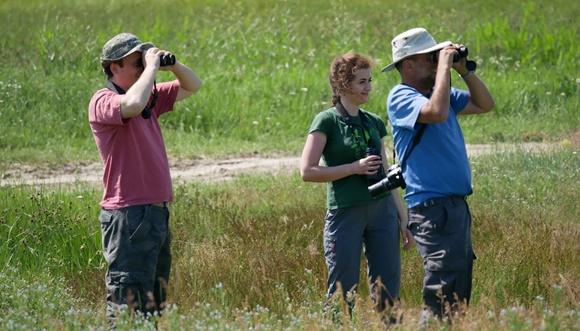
[368,164,406,198]
[160,54,176,66]
[364,147,385,184]
[430,47,468,63]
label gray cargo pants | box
[408,195,475,319]
[99,203,171,322]
[323,194,401,312]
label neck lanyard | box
[335,101,373,152]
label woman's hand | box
[401,227,414,250]
[353,155,382,176]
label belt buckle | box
[422,199,436,208]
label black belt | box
[410,195,466,211]
[152,202,168,208]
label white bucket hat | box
[381,28,452,72]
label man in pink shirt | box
[88,32,201,324]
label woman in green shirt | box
[300,53,413,320]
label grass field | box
[0,0,578,165]
[1,0,579,329]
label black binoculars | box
[160,54,176,66]
[430,47,468,63]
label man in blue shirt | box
[382,28,495,322]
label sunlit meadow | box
[1,0,579,329]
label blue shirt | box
[387,84,472,208]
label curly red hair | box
[329,53,375,106]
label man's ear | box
[400,59,416,74]
[110,62,118,75]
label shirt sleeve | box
[308,110,335,136]
[152,81,180,117]
[89,89,125,126]
[387,85,428,130]
[451,87,470,114]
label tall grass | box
[1,148,578,329]
[1,0,579,329]
[0,0,578,166]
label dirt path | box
[0,142,564,187]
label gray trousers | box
[99,203,171,321]
[323,194,401,311]
[408,195,475,318]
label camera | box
[160,54,176,66]
[368,164,406,198]
[430,47,468,63]
[364,147,385,184]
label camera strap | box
[396,123,427,171]
[105,80,158,119]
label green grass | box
[0,0,578,166]
[1,0,579,329]
[1,149,579,330]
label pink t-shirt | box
[88,81,179,209]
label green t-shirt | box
[309,107,390,209]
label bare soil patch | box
[0,142,568,188]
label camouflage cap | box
[100,33,155,68]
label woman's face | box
[342,68,372,105]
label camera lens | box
[367,164,406,198]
